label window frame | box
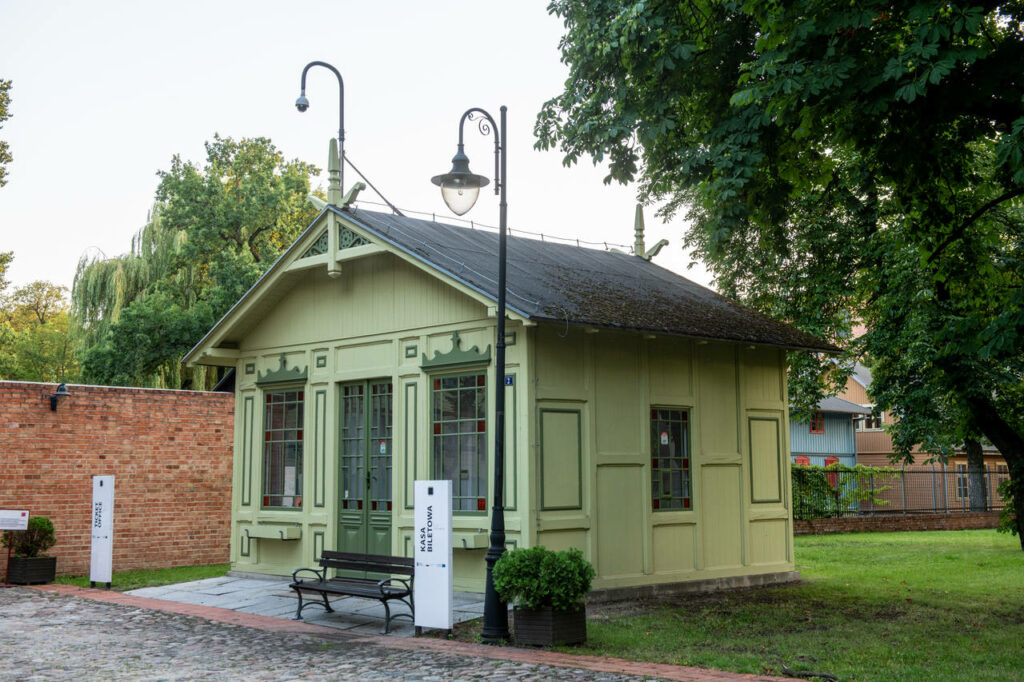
[261,386,305,510]
[430,370,489,515]
[856,406,885,431]
[809,411,825,434]
[650,406,693,512]
[955,463,968,500]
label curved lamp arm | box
[457,107,501,194]
[295,61,345,186]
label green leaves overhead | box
[541,1,1024,545]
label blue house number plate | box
[504,375,514,386]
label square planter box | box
[512,605,587,646]
[7,556,57,585]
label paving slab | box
[124,575,476,638]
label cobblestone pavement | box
[1,587,793,681]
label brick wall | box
[794,511,1001,535]
[0,381,233,578]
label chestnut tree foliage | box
[537,1,1024,545]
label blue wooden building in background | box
[790,397,871,467]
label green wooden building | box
[185,152,834,595]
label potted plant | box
[493,545,595,646]
[3,516,57,584]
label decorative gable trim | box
[299,231,329,259]
[339,226,369,249]
[257,353,308,386]
[421,332,491,372]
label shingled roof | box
[340,207,837,353]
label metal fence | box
[792,466,1009,520]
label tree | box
[0,79,11,187]
[537,1,1024,546]
[72,135,319,388]
[0,256,79,382]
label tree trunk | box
[968,396,1024,550]
[965,438,987,512]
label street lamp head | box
[431,145,490,216]
[295,93,310,112]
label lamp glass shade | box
[440,180,482,216]
[431,145,490,216]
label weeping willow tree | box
[72,135,318,389]
[71,206,201,387]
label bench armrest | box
[291,567,326,583]
[377,576,412,595]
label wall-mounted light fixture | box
[50,383,70,411]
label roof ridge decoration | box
[421,331,491,371]
[257,353,308,386]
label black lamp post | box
[431,106,509,643]
[295,60,345,189]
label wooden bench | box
[289,551,415,634]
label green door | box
[338,380,393,558]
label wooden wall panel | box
[749,519,788,565]
[540,409,583,510]
[698,344,739,459]
[749,417,782,503]
[652,524,696,574]
[596,465,644,577]
[700,465,742,569]
[594,338,642,456]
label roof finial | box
[633,204,646,256]
[328,138,342,206]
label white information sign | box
[0,510,29,531]
[413,480,453,631]
[90,475,115,585]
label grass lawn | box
[571,530,1024,680]
[445,530,1022,680]
[54,563,230,592]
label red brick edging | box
[30,584,795,682]
[793,511,1001,534]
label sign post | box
[0,510,29,588]
[90,476,114,588]
[413,480,453,633]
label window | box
[432,373,487,512]
[651,408,691,510]
[956,464,968,500]
[263,389,304,508]
[809,412,825,434]
[857,407,884,431]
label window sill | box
[243,525,301,540]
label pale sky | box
[0,0,712,294]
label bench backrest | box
[319,551,415,577]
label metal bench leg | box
[293,589,334,620]
[382,600,392,634]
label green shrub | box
[2,516,56,557]
[791,464,901,520]
[996,478,1016,537]
[493,546,595,611]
